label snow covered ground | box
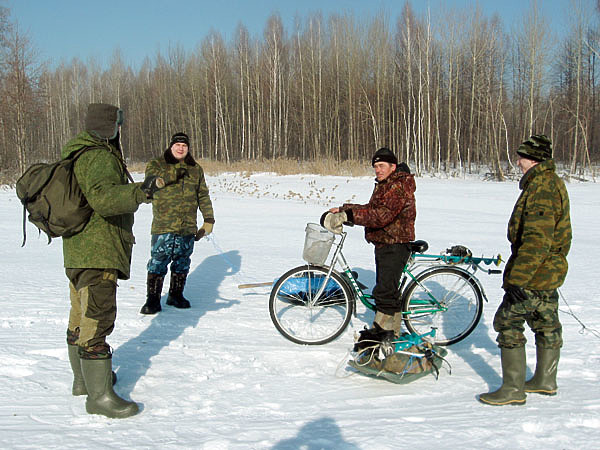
[1,171,599,449]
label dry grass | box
[129,158,373,177]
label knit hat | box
[169,132,190,148]
[517,134,552,162]
[85,103,123,140]
[371,147,398,166]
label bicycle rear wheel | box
[401,267,483,346]
[269,265,354,345]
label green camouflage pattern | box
[61,131,149,279]
[493,289,562,349]
[145,154,214,236]
[517,134,553,161]
[503,159,572,290]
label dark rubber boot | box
[166,272,191,308]
[479,346,527,406]
[81,358,139,418]
[68,344,87,396]
[525,345,560,395]
[140,273,164,315]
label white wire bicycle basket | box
[302,223,335,265]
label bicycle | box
[269,223,502,346]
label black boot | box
[140,273,164,315]
[166,272,191,308]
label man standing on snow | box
[139,132,214,315]
[322,147,416,335]
[64,103,164,418]
[479,135,572,406]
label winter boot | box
[81,358,139,418]
[525,345,560,396]
[140,272,164,315]
[68,344,87,396]
[478,346,527,406]
[373,311,403,335]
[166,272,191,308]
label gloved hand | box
[321,211,347,234]
[504,283,528,304]
[140,176,165,199]
[195,219,215,241]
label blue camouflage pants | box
[147,233,195,276]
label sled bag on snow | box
[16,148,93,246]
[349,331,447,384]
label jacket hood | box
[61,131,109,159]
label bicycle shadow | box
[271,417,360,450]
[112,251,241,394]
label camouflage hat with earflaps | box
[517,134,552,162]
[85,103,123,140]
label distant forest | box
[1,1,599,179]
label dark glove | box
[195,218,215,241]
[140,175,165,199]
[504,283,528,304]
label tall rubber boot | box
[68,344,87,396]
[166,272,191,308]
[525,345,560,395]
[140,272,164,315]
[478,346,527,406]
[81,358,139,418]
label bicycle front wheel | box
[269,265,354,345]
[401,267,483,346]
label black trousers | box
[372,243,411,314]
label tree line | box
[1,1,599,180]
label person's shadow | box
[272,417,360,449]
[113,251,241,394]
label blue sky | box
[7,0,574,69]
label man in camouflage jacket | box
[479,135,572,406]
[140,132,214,314]
[322,147,416,334]
[63,103,163,418]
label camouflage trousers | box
[147,232,195,276]
[493,288,562,349]
[66,268,118,359]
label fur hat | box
[371,147,398,167]
[517,135,552,162]
[169,132,190,148]
[85,103,123,140]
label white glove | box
[323,211,347,234]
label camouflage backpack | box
[16,148,94,246]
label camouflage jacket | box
[503,159,572,290]
[342,169,416,246]
[61,131,149,280]
[145,150,214,236]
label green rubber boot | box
[81,358,139,418]
[479,346,527,406]
[68,344,87,396]
[525,345,559,396]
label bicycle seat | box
[408,240,428,253]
